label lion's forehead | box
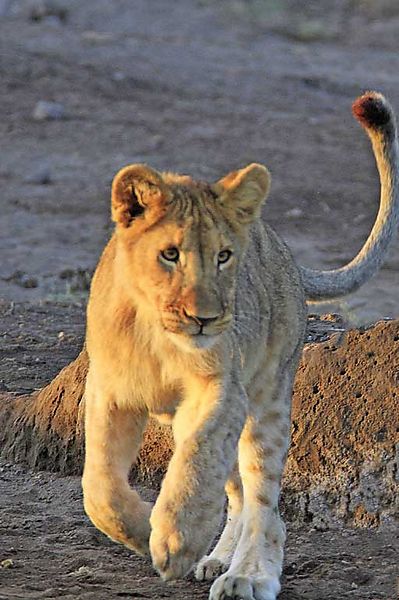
[161,185,232,252]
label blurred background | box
[1,0,399,324]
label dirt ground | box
[0,461,397,600]
[0,302,398,600]
[1,1,399,599]
[1,0,399,322]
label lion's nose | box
[183,309,219,327]
[194,315,219,327]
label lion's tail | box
[301,91,399,301]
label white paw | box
[195,557,228,581]
[209,573,280,600]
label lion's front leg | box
[150,375,247,581]
[82,371,151,555]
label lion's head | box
[111,163,270,351]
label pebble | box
[20,276,38,289]
[69,565,92,578]
[33,100,66,121]
[0,559,14,569]
[285,207,304,218]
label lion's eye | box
[218,249,233,265]
[160,247,180,263]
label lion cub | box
[82,92,398,600]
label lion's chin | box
[165,331,221,353]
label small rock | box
[21,276,38,289]
[33,101,66,121]
[1,559,14,569]
[285,207,303,218]
[58,331,65,340]
[74,565,92,577]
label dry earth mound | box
[286,320,398,528]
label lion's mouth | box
[160,311,232,351]
[165,329,221,351]
[162,314,232,336]
[162,321,223,338]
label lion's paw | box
[209,573,280,600]
[195,557,228,581]
[150,526,199,581]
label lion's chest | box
[122,348,183,418]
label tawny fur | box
[82,92,399,600]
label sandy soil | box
[1,1,399,599]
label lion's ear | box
[214,163,271,224]
[111,164,171,227]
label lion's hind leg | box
[210,360,297,600]
[195,462,243,581]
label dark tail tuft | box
[352,91,392,130]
